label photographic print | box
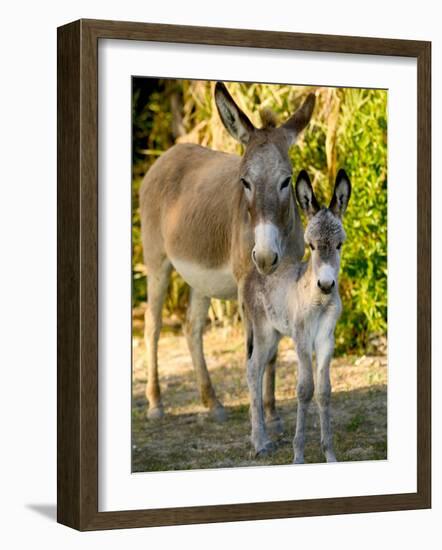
[131,78,388,473]
[57,19,430,529]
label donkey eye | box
[241,178,251,191]
[336,242,342,250]
[280,177,291,191]
[309,243,315,251]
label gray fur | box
[305,209,346,245]
[243,170,351,462]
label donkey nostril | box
[271,253,279,267]
[252,250,257,261]
[318,279,335,293]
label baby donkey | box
[243,169,351,463]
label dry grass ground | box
[132,325,387,472]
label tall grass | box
[132,79,387,354]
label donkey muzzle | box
[253,222,282,275]
[252,249,279,275]
[317,279,335,294]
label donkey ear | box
[295,170,320,219]
[282,93,316,146]
[329,169,352,218]
[214,82,255,145]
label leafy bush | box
[132,79,387,354]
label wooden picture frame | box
[57,18,431,531]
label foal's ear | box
[214,82,255,145]
[282,93,316,146]
[295,170,320,219]
[329,169,352,218]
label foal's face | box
[305,210,346,294]
[296,169,352,295]
[214,82,315,275]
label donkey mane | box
[259,107,278,129]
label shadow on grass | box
[132,383,387,473]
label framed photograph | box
[57,19,431,530]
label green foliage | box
[132,79,387,354]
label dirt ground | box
[132,325,387,472]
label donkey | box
[140,82,315,422]
[242,169,351,461]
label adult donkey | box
[140,82,315,422]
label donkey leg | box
[184,289,226,422]
[144,260,172,419]
[315,335,337,463]
[263,350,284,436]
[293,345,314,464]
[247,327,278,456]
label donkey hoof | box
[147,406,164,420]
[266,415,284,437]
[293,456,305,464]
[255,441,277,458]
[209,404,228,422]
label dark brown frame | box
[57,18,431,531]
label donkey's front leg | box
[247,328,278,457]
[184,289,226,422]
[315,332,337,462]
[293,343,314,464]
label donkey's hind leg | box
[144,259,172,419]
[184,289,227,422]
[263,350,284,436]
